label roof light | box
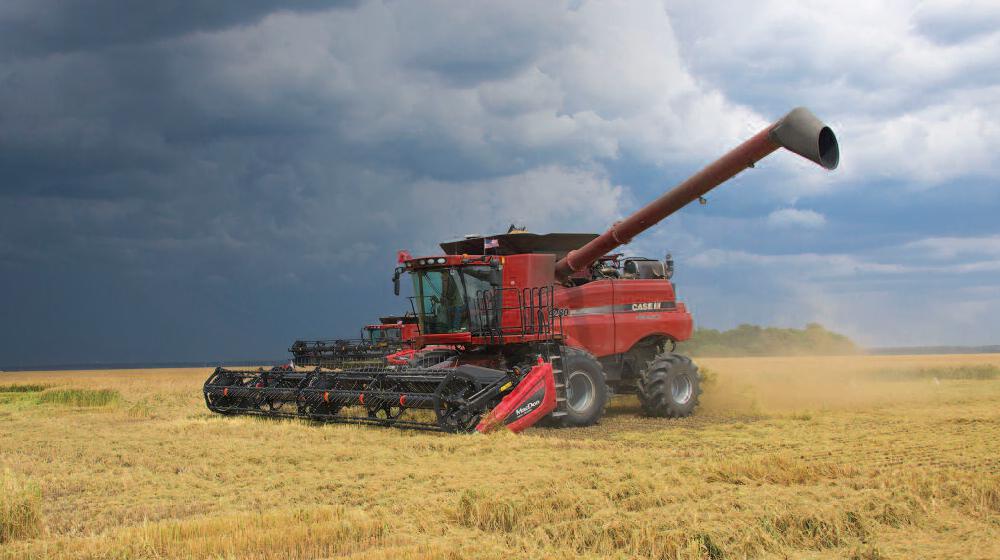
[436,258,446,264]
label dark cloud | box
[0,0,624,364]
[392,3,573,86]
[2,1,999,366]
[0,0,352,59]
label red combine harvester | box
[289,315,420,368]
[204,107,839,433]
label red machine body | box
[555,264,692,358]
[405,253,691,374]
[392,106,839,425]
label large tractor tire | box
[555,347,609,427]
[637,353,701,418]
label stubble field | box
[1,354,998,559]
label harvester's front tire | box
[637,353,701,418]
[555,348,608,427]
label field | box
[1,354,998,559]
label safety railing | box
[405,286,564,344]
[474,286,563,345]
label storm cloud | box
[2,1,999,365]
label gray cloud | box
[665,0,1000,189]
[0,0,349,58]
[2,1,999,365]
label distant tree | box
[676,323,859,357]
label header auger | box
[204,107,839,433]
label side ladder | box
[550,352,568,418]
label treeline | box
[676,323,859,357]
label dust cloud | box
[696,354,1000,415]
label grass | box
[0,471,42,544]
[37,388,121,407]
[24,506,390,559]
[0,355,998,559]
[0,384,49,393]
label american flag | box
[484,238,499,249]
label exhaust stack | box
[554,106,839,280]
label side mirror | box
[392,267,403,296]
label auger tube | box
[554,106,839,280]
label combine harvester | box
[289,315,419,368]
[204,107,839,433]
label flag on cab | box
[484,238,499,250]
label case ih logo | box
[567,301,676,317]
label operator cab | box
[396,255,503,339]
[410,265,499,335]
[364,325,402,344]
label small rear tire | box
[637,353,701,418]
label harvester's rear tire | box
[554,348,608,427]
[637,353,701,418]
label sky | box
[2,0,999,365]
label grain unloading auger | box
[204,107,839,433]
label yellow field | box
[1,354,998,559]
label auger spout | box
[554,107,839,280]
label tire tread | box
[637,352,701,418]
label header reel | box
[203,359,557,434]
